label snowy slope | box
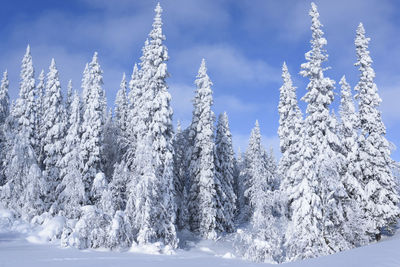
[1,209,399,267]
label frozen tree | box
[42,58,66,206]
[236,190,286,263]
[80,52,105,204]
[0,70,9,125]
[172,121,190,229]
[65,80,73,129]
[109,159,130,212]
[125,3,178,248]
[63,205,110,249]
[215,112,237,232]
[354,23,400,238]
[114,73,129,163]
[0,70,10,185]
[338,76,369,246]
[115,73,129,135]
[242,121,274,220]
[187,59,221,238]
[1,45,45,220]
[235,147,246,219]
[81,63,90,115]
[125,63,142,158]
[107,210,132,249]
[236,122,284,263]
[36,70,46,169]
[103,109,118,180]
[285,3,349,261]
[13,45,37,149]
[52,92,86,219]
[277,62,303,190]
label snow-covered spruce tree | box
[242,121,273,220]
[52,91,86,219]
[125,63,142,157]
[121,63,143,247]
[109,159,130,213]
[36,69,46,169]
[236,122,284,263]
[107,210,131,249]
[0,70,10,186]
[354,23,400,238]
[80,52,105,204]
[338,76,369,246]
[277,62,303,190]
[0,70,9,126]
[115,73,129,136]
[126,3,178,249]
[187,59,222,239]
[235,147,246,219]
[115,73,129,162]
[215,112,237,232]
[103,108,118,181]
[65,80,73,129]
[285,3,350,261]
[1,45,45,220]
[172,121,190,229]
[42,58,66,207]
[81,63,90,114]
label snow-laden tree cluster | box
[0,2,398,264]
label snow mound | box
[0,208,31,234]
[129,242,175,255]
[222,252,236,259]
[0,208,16,232]
[27,215,66,244]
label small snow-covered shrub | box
[64,205,110,249]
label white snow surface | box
[1,208,400,267]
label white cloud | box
[171,44,281,87]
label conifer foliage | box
[354,23,400,238]
[0,2,398,264]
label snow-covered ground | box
[1,208,399,267]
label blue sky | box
[1,0,400,160]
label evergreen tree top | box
[195,59,213,93]
[1,70,9,89]
[301,2,328,78]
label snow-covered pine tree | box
[115,73,128,135]
[1,45,45,220]
[0,70,9,125]
[103,108,118,181]
[126,63,142,158]
[215,112,237,232]
[236,122,284,263]
[120,62,143,248]
[42,58,66,207]
[172,121,190,229]
[235,147,246,219]
[36,69,46,169]
[338,76,369,246]
[354,23,400,238]
[242,121,273,220]
[107,210,131,249]
[277,62,303,190]
[126,3,178,248]
[65,80,73,129]
[187,59,222,239]
[285,3,349,261]
[80,63,90,120]
[80,52,105,204]
[0,70,9,186]
[53,91,86,219]
[115,73,129,161]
